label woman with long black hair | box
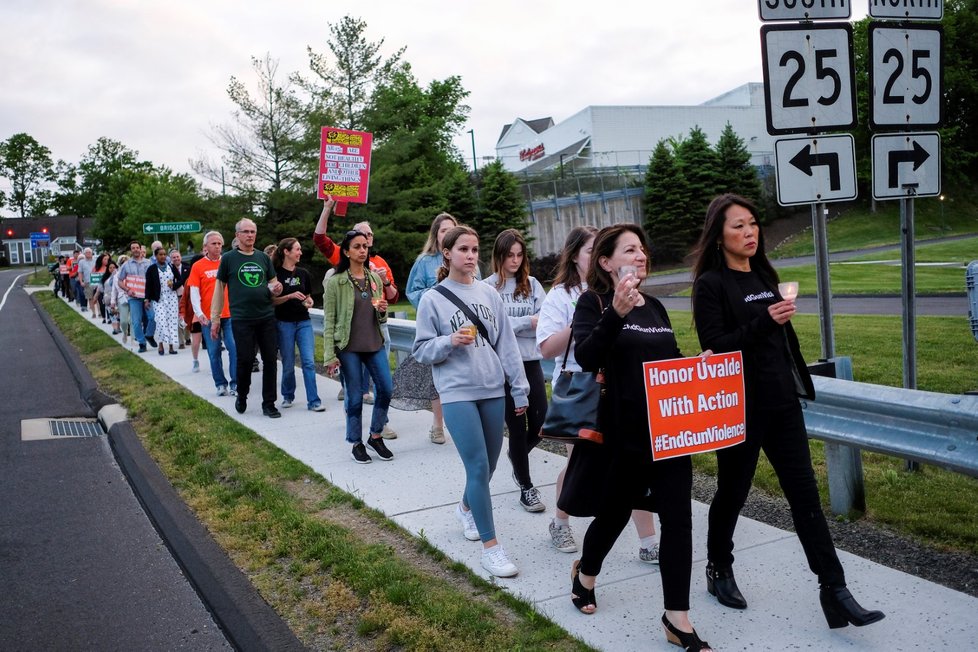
[691,193,884,629]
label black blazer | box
[144,263,184,303]
[692,265,815,400]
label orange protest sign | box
[317,127,373,204]
[643,352,746,461]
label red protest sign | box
[318,127,373,203]
[643,352,746,461]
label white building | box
[495,83,774,174]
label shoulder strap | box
[562,292,604,371]
[433,284,492,346]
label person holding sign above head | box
[691,193,884,630]
[569,224,713,651]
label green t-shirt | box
[216,249,276,320]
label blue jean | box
[128,297,156,345]
[201,317,237,390]
[442,397,506,543]
[347,323,392,395]
[73,279,85,308]
[277,319,320,407]
[338,348,392,444]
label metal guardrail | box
[312,311,978,514]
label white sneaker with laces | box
[549,520,578,553]
[281,398,294,408]
[217,385,229,397]
[481,545,518,578]
[455,503,480,541]
[639,543,660,564]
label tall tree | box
[643,140,691,262]
[303,15,405,130]
[74,137,147,220]
[0,133,55,217]
[714,123,762,209]
[474,159,531,257]
[193,54,311,196]
[443,163,480,223]
[675,126,720,235]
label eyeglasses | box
[237,229,256,234]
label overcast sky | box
[0,0,870,211]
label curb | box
[31,291,306,652]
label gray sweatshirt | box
[483,273,545,361]
[413,278,529,408]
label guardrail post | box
[392,312,409,365]
[819,356,867,515]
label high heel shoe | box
[706,562,747,609]
[819,585,885,629]
[661,613,712,651]
[570,560,596,614]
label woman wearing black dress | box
[691,193,884,629]
[569,224,713,651]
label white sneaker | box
[455,503,480,541]
[192,360,200,373]
[481,545,518,578]
[217,385,229,397]
[281,398,294,408]
[429,425,446,445]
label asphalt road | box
[0,269,231,651]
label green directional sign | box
[142,221,201,235]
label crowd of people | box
[54,192,886,651]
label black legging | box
[707,402,845,586]
[504,360,548,488]
[580,454,693,611]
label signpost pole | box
[899,191,920,471]
[811,201,835,359]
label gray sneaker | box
[639,543,660,565]
[549,521,578,553]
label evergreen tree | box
[443,162,480,223]
[473,160,531,259]
[715,123,762,208]
[675,126,720,237]
[643,140,691,263]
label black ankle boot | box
[819,585,885,629]
[706,562,747,609]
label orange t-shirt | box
[187,256,230,321]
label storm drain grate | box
[49,419,104,437]
[21,418,105,441]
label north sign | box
[142,221,202,234]
[869,23,943,131]
[871,133,941,200]
[758,0,851,22]
[761,23,856,135]
[774,134,857,206]
[869,0,943,20]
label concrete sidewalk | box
[57,292,978,651]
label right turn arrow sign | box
[872,133,941,200]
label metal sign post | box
[811,202,835,359]
[900,189,920,471]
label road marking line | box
[0,273,29,314]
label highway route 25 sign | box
[871,133,941,200]
[869,23,943,131]
[775,134,857,206]
[761,22,856,135]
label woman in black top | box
[691,194,884,629]
[570,224,713,651]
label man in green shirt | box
[211,218,284,418]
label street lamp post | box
[467,129,477,173]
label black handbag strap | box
[433,285,493,347]
[560,292,604,372]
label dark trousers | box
[580,454,693,611]
[504,360,548,488]
[231,317,278,409]
[707,402,845,586]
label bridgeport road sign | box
[775,134,857,206]
[758,0,850,22]
[871,133,941,200]
[869,23,943,131]
[142,221,201,235]
[761,22,856,134]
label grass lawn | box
[36,292,590,651]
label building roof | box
[1,215,86,241]
[497,116,555,144]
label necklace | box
[348,272,370,299]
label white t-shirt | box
[536,282,586,383]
